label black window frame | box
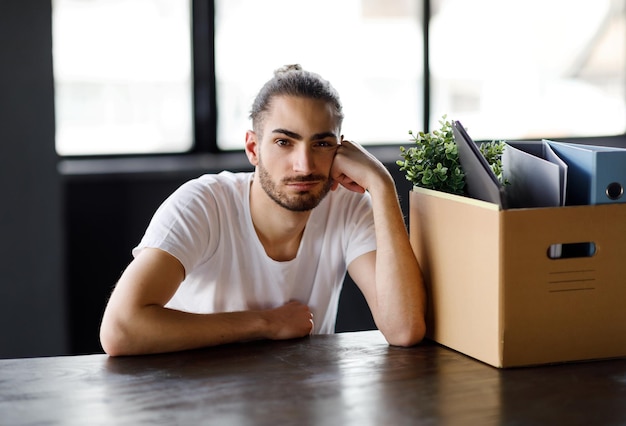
[191,0,218,154]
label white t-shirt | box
[134,171,377,334]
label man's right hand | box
[261,300,314,340]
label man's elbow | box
[384,319,426,348]
[99,317,133,357]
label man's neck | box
[249,179,311,262]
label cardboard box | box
[409,186,626,368]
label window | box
[214,0,423,149]
[52,0,193,156]
[52,0,626,156]
[429,0,626,140]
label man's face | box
[246,96,341,212]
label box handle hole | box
[548,242,596,259]
[606,182,623,200]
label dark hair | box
[249,64,344,134]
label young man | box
[100,65,426,356]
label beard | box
[257,159,332,212]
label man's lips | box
[282,174,328,191]
[285,181,320,191]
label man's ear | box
[245,130,259,166]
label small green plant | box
[397,115,507,195]
[397,116,465,195]
[478,140,507,185]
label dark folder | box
[452,120,506,209]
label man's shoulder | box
[185,171,252,195]
[195,171,252,186]
[164,171,252,212]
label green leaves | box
[397,116,465,195]
[397,116,507,195]
[478,140,507,185]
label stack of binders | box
[452,120,626,208]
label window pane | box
[214,0,424,150]
[430,0,626,140]
[52,0,193,156]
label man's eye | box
[276,139,290,146]
[315,141,335,148]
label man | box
[100,65,426,356]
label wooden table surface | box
[1,330,625,425]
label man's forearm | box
[100,300,313,356]
[100,306,270,356]
[368,176,426,346]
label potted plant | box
[396,115,506,195]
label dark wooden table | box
[1,330,625,425]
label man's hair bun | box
[274,64,303,76]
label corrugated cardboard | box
[409,186,626,368]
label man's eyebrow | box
[271,129,338,141]
[271,128,302,140]
[311,131,338,140]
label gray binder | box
[452,120,506,209]
[502,140,567,208]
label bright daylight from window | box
[52,0,193,156]
[429,0,626,140]
[52,0,625,156]
[214,0,423,150]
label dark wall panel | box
[0,1,67,358]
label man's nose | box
[293,146,314,173]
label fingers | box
[266,301,315,340]
[331,172,366,193]
[330,140,371,193]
